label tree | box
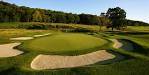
[98,16,111,31]
[74,14,80,24]
[100,12,106,17]
[2,1,148,27]
[66,13,75,23]
[32,10,42,22]
[55,13,67,23]
[50,13,56,23]
[79,14,99,25]
[106,7,126,30]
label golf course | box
[0,1,149,75]
[0,23,149,75]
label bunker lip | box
[10,33,52,40]
[110,39,123,48]
[33,33,52,38]
[31,39,136,70]
[31,50,115,70]
[0,33,52,57]
[0,43,23,57]
[10,37,33,40]
[111,39,134,50]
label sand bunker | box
[0,43,23,57]
[10,33,52,40]
[31,50,115,70]
[111,39,134,50]
[110,39,123,48]
[30,39,135,70]
[10,37,33,40]
[33,33,52,38]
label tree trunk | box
[99,25,102,31]
[112,27,114,31]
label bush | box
[61,28,92,32]
[27,24,48,29]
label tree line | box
[0,1,148,29]
[0,1,100,25]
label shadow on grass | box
[96,50,130,65]
[105,31,149,35]
[118,39,148,55]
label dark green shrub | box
[27,24,48,29]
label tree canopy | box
[106,7,127,30]
[0,1,148,27]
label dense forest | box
[0,1,149,26]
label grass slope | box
[0,23,149,75]
[19,33,108,54]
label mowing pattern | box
[0,43,23,57]
[31,50,115,70]
[21,33,108,53]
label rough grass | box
[0,29,56,44]
[0,29,53,38]
[0,22,106,31]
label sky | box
[4,0,149,23]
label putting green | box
[20,33,108,53]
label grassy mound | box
[20,33,107,54]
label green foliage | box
[0,22,103,32]
[32,10,43,22]
[66,13,75,23]
[106,7,126,30]
[74,14,80,24]
[0,1,82,25]
[0,1,149,27]
[98,16,111,31]
[27,24,48,29]
[79,14,99,25]
[55,13,67,23]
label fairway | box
[20,33,108,53]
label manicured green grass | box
[0,22,149,75]
[19,33,108,54]
[127,26,149,32]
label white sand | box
[110,39,123,48]
[31,50,115,70]
[10,37,33,40]
[0,43,23,57]
[2,33,52,57]
[33,33,52,38]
